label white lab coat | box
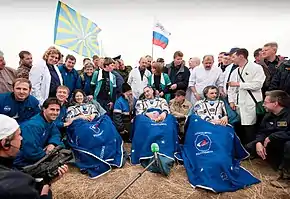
[228,62,265,125]
[127,67,151,99]
[188,65,224,104]
[185,68,195,102]
[29,60,63,106]
[222,63,237,95]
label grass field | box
[52,144,290,199]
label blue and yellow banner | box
[54,1,101,57]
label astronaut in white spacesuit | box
[193,85,228,125]
[135,86,170,122]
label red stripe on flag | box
[152,38,167,49]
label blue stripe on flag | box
[153,31,169,45]
[53,1,101,57]
[54,1,62,42]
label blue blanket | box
[67,115,125,178]
[221,97,240,125]
[131,114,179,175]
[179,114,260,192]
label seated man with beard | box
[113,83,135,142]
[131,86,179,176]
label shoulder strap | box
[237,69,258,104]
[226,65,237,90]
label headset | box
[1,137,19,149]
[4,139,11,147]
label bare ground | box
[52,143,290,199]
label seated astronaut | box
[135,86,170,122]
[193,85,228,126]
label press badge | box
[277,121,287,127]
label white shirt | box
[223,64,236,94]
[127,67,151,99]
[188,65,224,95]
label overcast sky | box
[1,0,290,69]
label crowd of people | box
[0,41,290,198]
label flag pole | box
[151,41,154,60]
[152,16,157,60]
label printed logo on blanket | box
[89,124,104,137]
[194,132,213,155]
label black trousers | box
[235,123,257,146]
[97,99,113,116]
[246,140,290,171]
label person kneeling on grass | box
[246,90,290,188]
[0,114,68,199]
[13,98,64,168]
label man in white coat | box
[188,55,225,105]
[228,48,266,145]
[127,57,151,99]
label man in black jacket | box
[0,114,67,199]
[269,59,290,95]
[164,51,190,99]
[246,90,290,188]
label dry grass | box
[52,143,290,199]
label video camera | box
[21,145,73,184]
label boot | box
[270,168,290,189]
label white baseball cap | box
[0,114,19,140]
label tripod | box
[112,157,157,199]
[112,143,161,199]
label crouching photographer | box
[0,114,68,199]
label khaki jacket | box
[169,98,192,118]
[0,67,16,93]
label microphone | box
[151,143,159,166]
[10,144,20,150]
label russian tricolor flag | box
[152,22,171,49]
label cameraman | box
[0,114,68,199]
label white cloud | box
[1,0,290,70]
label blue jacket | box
[55,105,67,129]
[58,65,81,95]
[80,73,92,96]
[13,114,63,167]
[0,92,40,124]
[113,95,132,132]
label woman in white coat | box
[29,47,63,106]
[228,48,266,144]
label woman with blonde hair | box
[29,46,63,105]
